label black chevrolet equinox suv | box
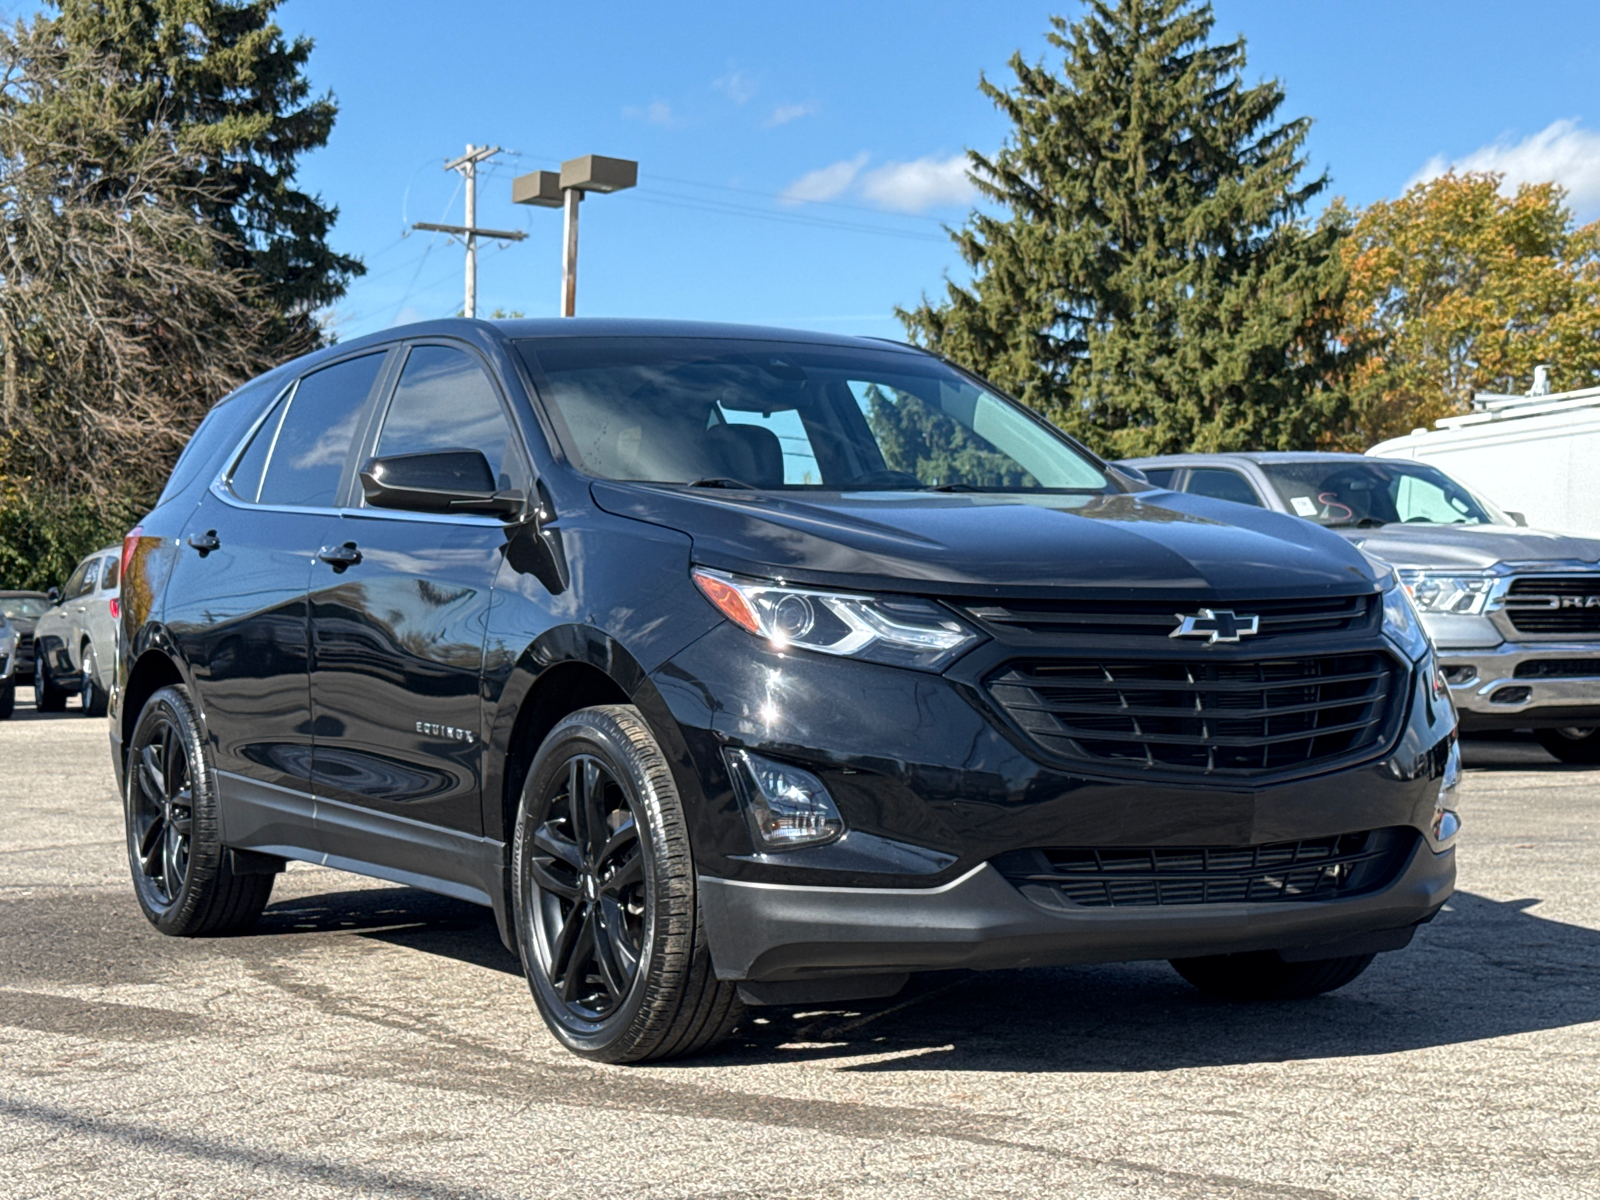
[113,319,1460,1062]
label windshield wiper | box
[923,482,979,492]
[685,477,756,490]
[1323,518,1388,529]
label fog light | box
[726,749,844,849]
[1433,739,1461,844]
[1490,686,1531,705]
[1441,664,1476,686]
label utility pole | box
[413,143,527,319]
[513,155,638,317]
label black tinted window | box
[257,354,385,508]
[100,555,120,591]
[373,345,520,490]
[1186,468,1263,507]
[63,558,98,600]
[228,392,289,504]
[1141,468,1175,488]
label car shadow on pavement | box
[693,890,1600,1072]
[256,886,521,976]
[246,881,1600,1072]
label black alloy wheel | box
[514,705,742,1062]
[1533,726,1600,765]
[80,642,107,717]
[530,753,646,1019]
[33,653,66,713]
[125,685,274,935]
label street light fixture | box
[513,155,637,317]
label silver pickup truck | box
[1121,452,1600,763]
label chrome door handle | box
[187,530,220,555]
[316,542,362,571]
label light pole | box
[513,155,637,317]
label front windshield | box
[516,338,1108,492]
[0,597,49,619]
[1258,460,1501,527]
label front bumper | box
[649,620,1460,982]
[701,838,1454,981]
[1438,640,1600,728]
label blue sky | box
[267,0,1600,341]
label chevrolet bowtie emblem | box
[1170,608,1260,644]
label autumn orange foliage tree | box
[1332,172,1600,447]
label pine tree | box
[899,0,1349,458]
[35,0,362,350]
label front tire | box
[1533,726,1600,765]
[513,705,742,1063]
[125,685,273,936]
[80,641,108,717]
[1170,950,1376,1001]
[34,653,67,712]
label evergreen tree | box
[36,0,362,349]
[900,0,1349,457]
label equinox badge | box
[1170,608,1260,644]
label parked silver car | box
[0,613,16,719]
[33,544,122,716]
[1120,452,1600,763]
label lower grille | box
[995,829,1414,908]
[1514,658,1600,679]
[987,651,1399,777]
[1504,576,1600,635]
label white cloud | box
[780,153,869,205]
[764,101,817,128]
[859,154,976,213]
[622,100,680,128]
[714,69,757,105]
[1410,119,1600,213]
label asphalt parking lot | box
[1,692,1597,1200]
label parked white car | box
[33,544,122,717]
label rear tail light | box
[121,526,143,579]
[109,598,120,620]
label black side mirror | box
[47,587,60,604]
[1506,511,1528,527]
[360,449,525,518]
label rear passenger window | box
[255,354,386,508]
[372,345,523,492]
[64,558,99,600]
[1185,468,1263,508]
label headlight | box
[1381,578,1431,661]
[691,568,981,671]
[1398,570,1494,615]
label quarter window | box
[250,354,386,509]
[100,555,120,592]
[372,345,523,492]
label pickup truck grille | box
[1503,576,1600,635]
[961,593,1375,644]
[986,651,1399,777]
[994,828,1413,908]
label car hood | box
[591,483,1383,599]
[1336,524,1600,572]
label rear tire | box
[125,684,274,936]
[34,653,67,712]
[80,641,108,717]
[1170,950,1376,1001]
[513,704,743,1063]
[0,681,13,720]
[1533,726,1600,765]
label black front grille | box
[1514,658,1600,678]
[995,828,1414,908]
[1504,576,1600,635]
[987,651,1399,776]
[962,593,1376,644]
